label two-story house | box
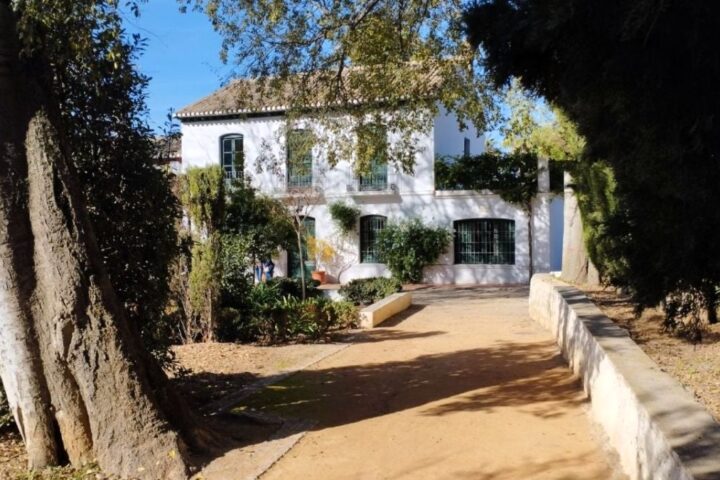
[177,78,563,285]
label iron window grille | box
[360,215,387,263]
[287,129,313,188]
[220,134,244,180]
[454,219,515,265]
[357,124,388,191]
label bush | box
[329,201,361,234]
[251,295,358,343]
[217,277,326,341]
[376,219,452,283]
[339,277,402,306]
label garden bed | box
[585,287,720,422]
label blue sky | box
[122,1,230,131]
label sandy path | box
[240,286,624,480]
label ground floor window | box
[454,219,515,265]
[360,215,386,263]
[288,217,316,278]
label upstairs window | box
[287,129,314,188]
[360,215,387,263]
[357,124,388,191]
[454,219,515,265]
[221,134,243,180]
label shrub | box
[329,201,361,234]
[217,277,324,341]
[250,294,358,343]
[376,219,452,283]
[339,277,402,306]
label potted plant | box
[306,236,335,284]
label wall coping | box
[529,274,720,479]
[359,292,412,328]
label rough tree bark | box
[0,6,59,466]
[0,3,201,477]
[561,172,600,286]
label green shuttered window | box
[357,124,388,191]
[454,219,515,265]
[360,215,386,263]
[287,129,313,188]
[221,134,243,180]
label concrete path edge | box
[529,274,720,480]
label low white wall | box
[529,274,720,480]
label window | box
[221,134,243,180]
[464,137,471,157]
[454,219,515,265]
[288,217,316,279]
[287,129,313,188]
[360,215,386,263]
[357,124,388,191]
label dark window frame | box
[286,129,314,188]
[453,219,515,265]
[357,124,388,191]
[220,134,244,180]
[359,215,387,263]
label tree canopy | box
[466,0,720,322]
[181,0,498,172]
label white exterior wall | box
[179,110,556,285]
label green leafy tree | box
[223,183,295,261]
[0,1,200,476]
[181,0,499,172]
[377,219,451,283]
[466,0,720,326]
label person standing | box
[262,258,275,281]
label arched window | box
[220,134,243,180]
[360,215,387,263]
[288,217,316,279]
[454,219,515,265]
[287,129,313,188]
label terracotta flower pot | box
[311,270,327,284]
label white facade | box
[179,110,562,285]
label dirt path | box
[237,286,624,480]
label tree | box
[182,166,225,341]
[181,0,498,172]
[0,1,201,476]
[465,1,720,323]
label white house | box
[177,78,563,285]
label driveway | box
[240,286,623,479]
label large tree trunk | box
[0,8,59,466]
[561,172,600,285]
[0,3,199,477]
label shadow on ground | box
[232,340,586,428]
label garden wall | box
[529,274,720,480]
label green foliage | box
[183,0,498,172]
[339,277,402,306]
[187,234,222,328]
[376,220,452,283]
[14,0,181,364]
[435,152,539,210]
[329,202,361,235]
[223,183,295,259]
[218,279,355,343]
[181,166,225,232]
[468,1,720,324]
